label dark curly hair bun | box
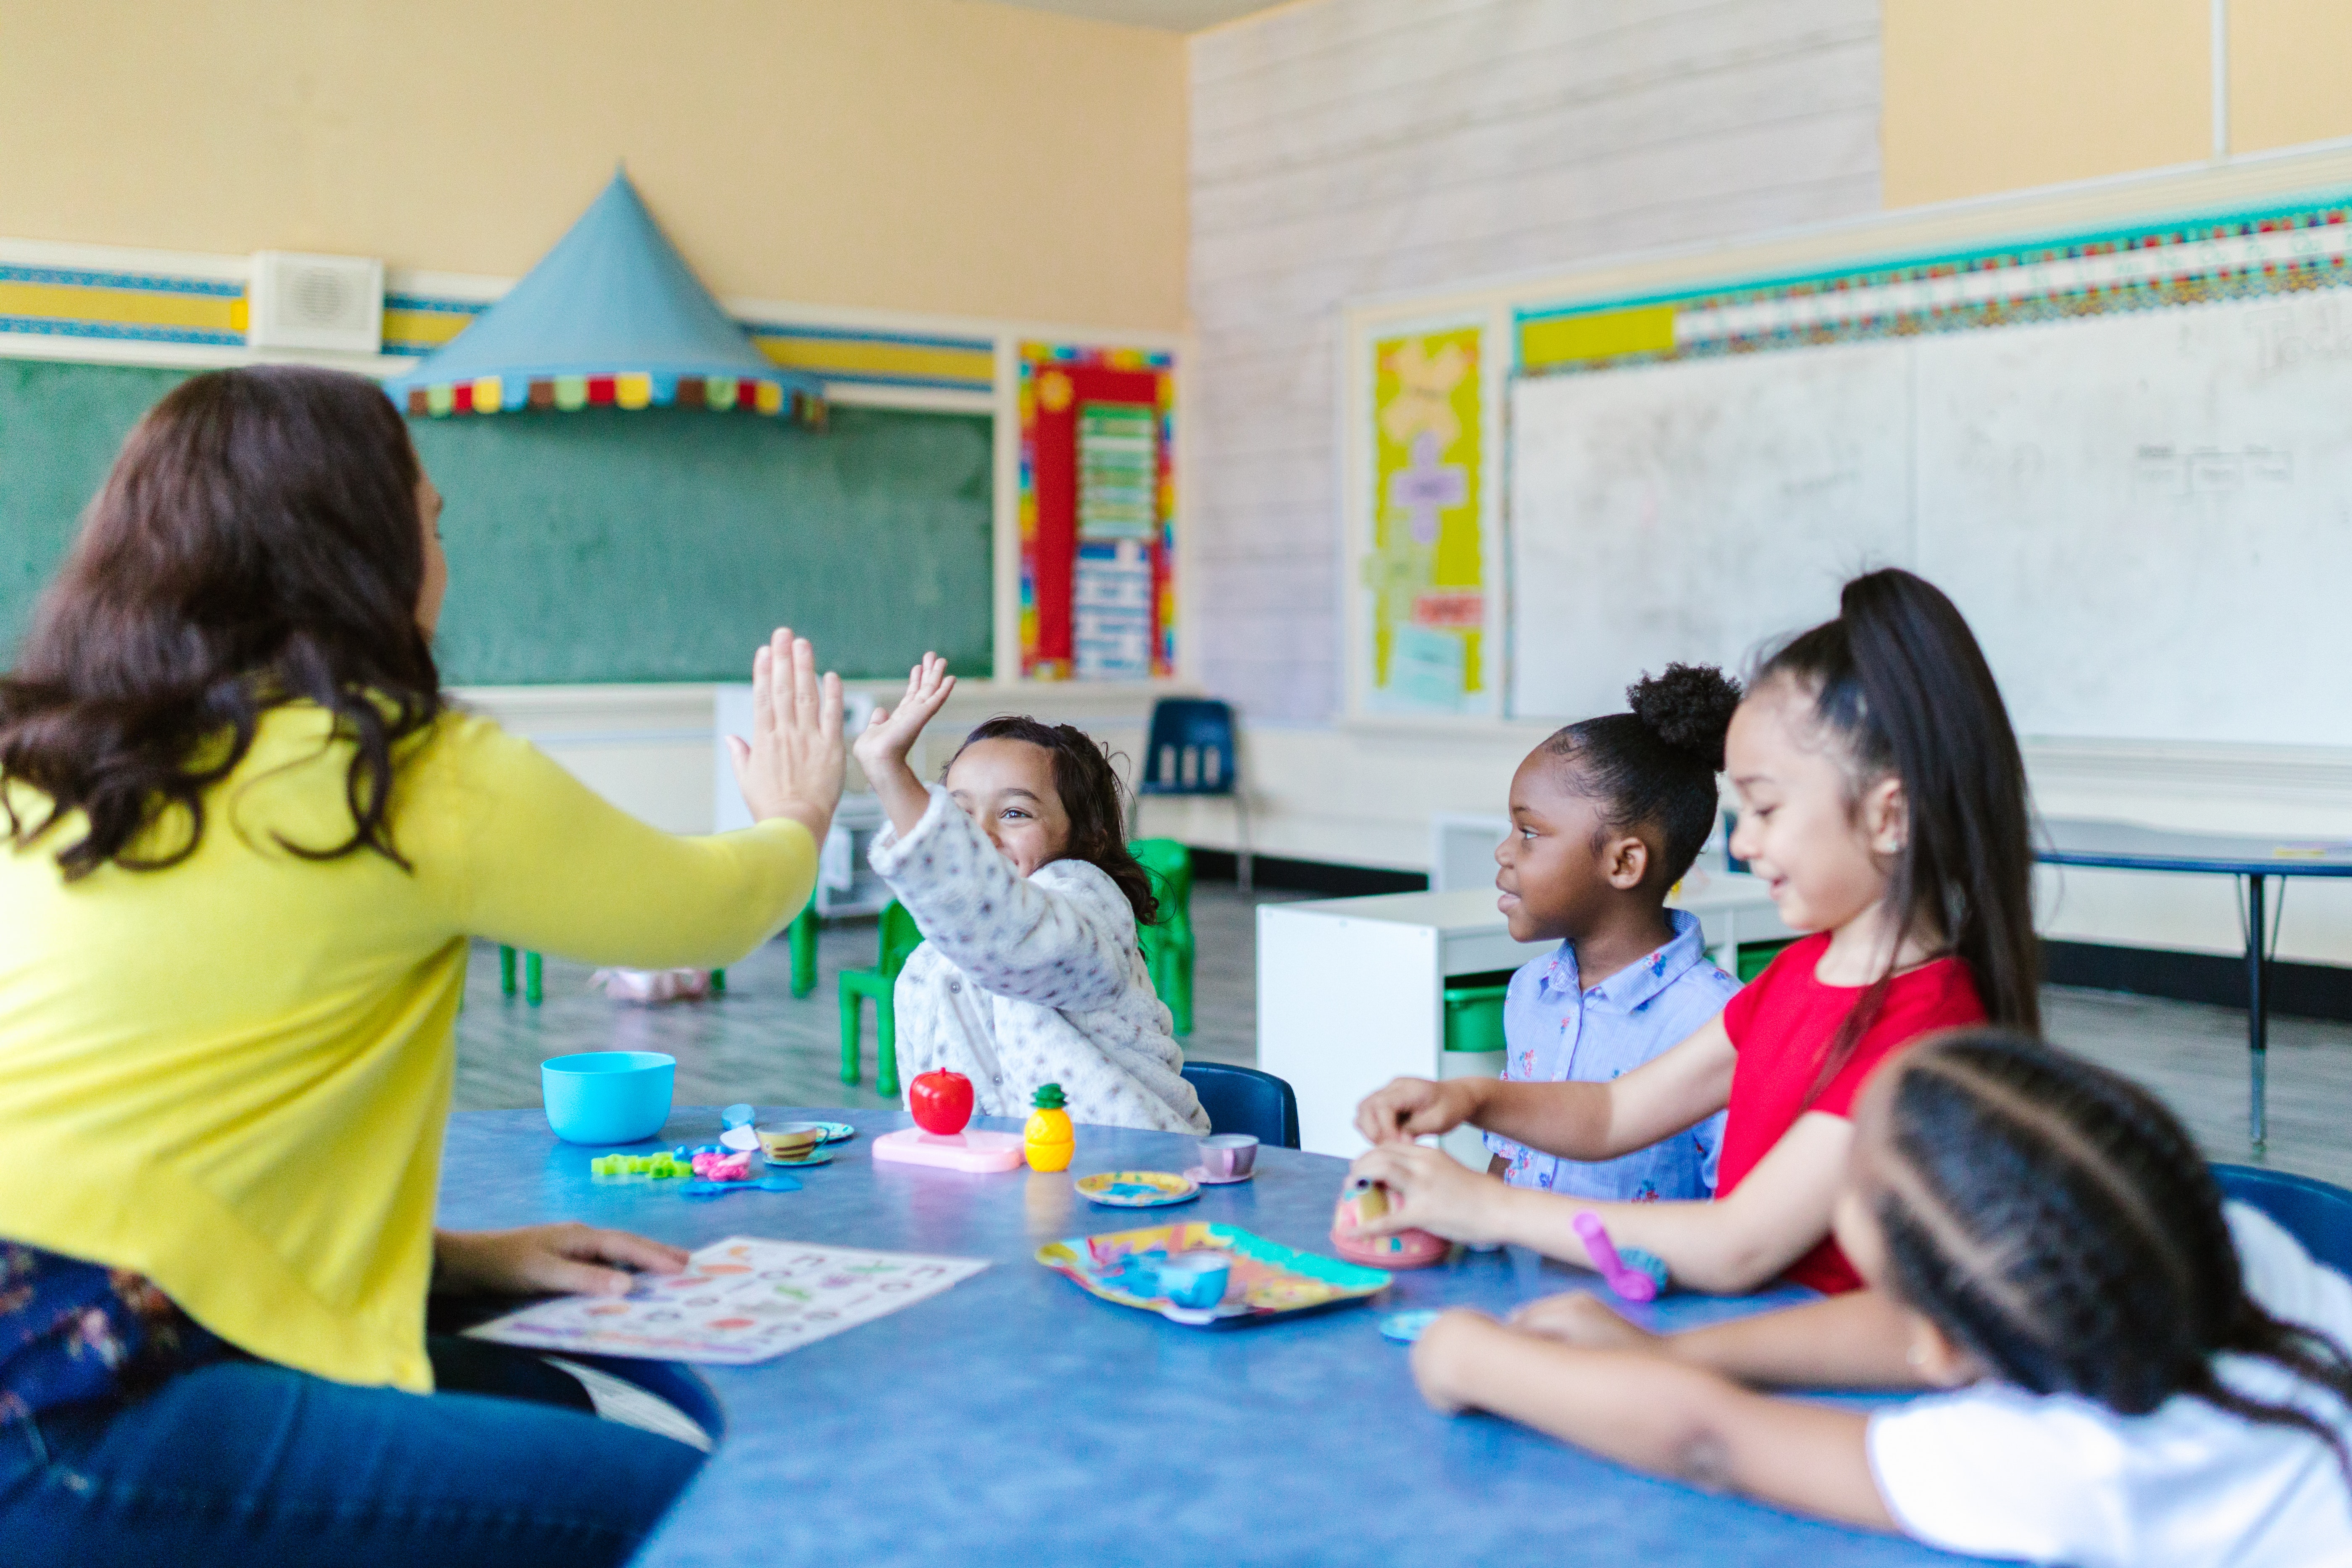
[1627,663,1742,772]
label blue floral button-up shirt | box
[1484,908,1738,1202]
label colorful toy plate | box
[1075,1171,1199,1208]
[1037,1221,1392,1329]
[812,1121,857,1144]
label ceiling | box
[973,0,1298,32]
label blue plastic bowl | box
[542,1051,676,1145]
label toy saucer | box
[764,1149,834,1168]
[811,1121,856,1144]
[1183,1165,1254,1186]
[1076,1171,1199,1208]
[1380,1308,1442,1344]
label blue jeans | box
[0,1338,706,1567]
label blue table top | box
[438,1107,1977,1567]
[2040,816,2352,877]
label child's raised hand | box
[853,652,957,778]
[1353,1075,1478,1144]
[1508,1291,1661,1352]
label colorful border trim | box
[5,267,1000,397]
[1017,341,1177,681]
[397,372,819,425]
[1517,192,2352,375]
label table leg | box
[2244,873,2270,1152]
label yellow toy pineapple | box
[1024,1083,1073,1172]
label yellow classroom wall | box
[0,0,1189,329]
[1881,0,2352,208]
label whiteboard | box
[1509,342,1914,720]
[1508,290,2352,746]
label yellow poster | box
[1368,326,1484,710]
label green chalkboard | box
[0,358,994,683]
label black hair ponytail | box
[1876,1030,2352,1484]
[947,715,1159,926]
[1754,568,2038,1090]
[1543,663,1741,887]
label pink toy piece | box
[871,1126,1024,1173]
[691,1150,754,1181]
[1328,1181,1449,1270]
[1572,1211,1657,1303]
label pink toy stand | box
[872,1126,1025,1173]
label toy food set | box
[874,1068,1024,1172]
[1023,1083,1074,1171]
[1329,1177,1450,1268]
[1037,1220,1390,1328]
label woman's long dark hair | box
[1876,1030,2352,1483]
[1753,568,2038,1092]
[948,716,1159,926]
[0,366,442,879]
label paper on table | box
[464,1236,989,1364]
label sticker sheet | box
[466,1236,989,1364]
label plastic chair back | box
[2213,1164,2352,1278]
[879,901,923,976]
[1130,837,1194,920]
[1181,1062,1300,1150]
[1138,699,1239,797]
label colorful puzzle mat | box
[1037,1221,1391,1329]
[467,1236,987,1363]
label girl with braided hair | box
[1351,568,2030,1295]
[854,655,1207,1134]
[1411,1029,2352,1566]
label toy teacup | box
[758,1122,825,1162]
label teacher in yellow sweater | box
[0,366,841,1567]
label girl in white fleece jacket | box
[855,655,1207,1135]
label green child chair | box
[1130,837,1194,1037]
[786,902,820,998]
[838,900,923,1095]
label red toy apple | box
[909,1069,975,1136]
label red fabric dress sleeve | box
[1718,934,1825,1048]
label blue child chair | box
[1132,697,1252,894]
[2212,1163,2352,1276]
[1181,1062,1300,1150]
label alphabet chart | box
[466,1236,990,1364]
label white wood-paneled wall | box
[1187,0,1883,722]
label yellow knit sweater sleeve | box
[401,711,818,967]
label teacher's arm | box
[413,629,841,968]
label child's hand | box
[1509,1291,1661,1352]
[852,653,957,779]
[1353,1075,1480,1144]
[1410,1309,1502,1415]
[1347,1142,1509,1244]
[726,627,846,844]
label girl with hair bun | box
[1472,663,1744,1204]
[1409,1030,2352,1565]
[1352,568,2033,1297]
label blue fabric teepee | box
[382,170,822,421]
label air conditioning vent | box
[247,251,383,354]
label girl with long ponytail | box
[1350,568,2035,1296]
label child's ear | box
[1861,774,1908,857]
[1605,833,1649,890]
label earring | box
[1905,1343,1926,1370]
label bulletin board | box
[1361,324,1489,715]
[1018,342,1176,680]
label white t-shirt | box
[1868,1204,2352,1568]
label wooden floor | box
[453,883,2352,1188]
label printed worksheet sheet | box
[466,1236,990,1364]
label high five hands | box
[726,627,846,845]
[853,652,957,837]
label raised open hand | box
[852,653,957,780]
[725,627,846,844]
